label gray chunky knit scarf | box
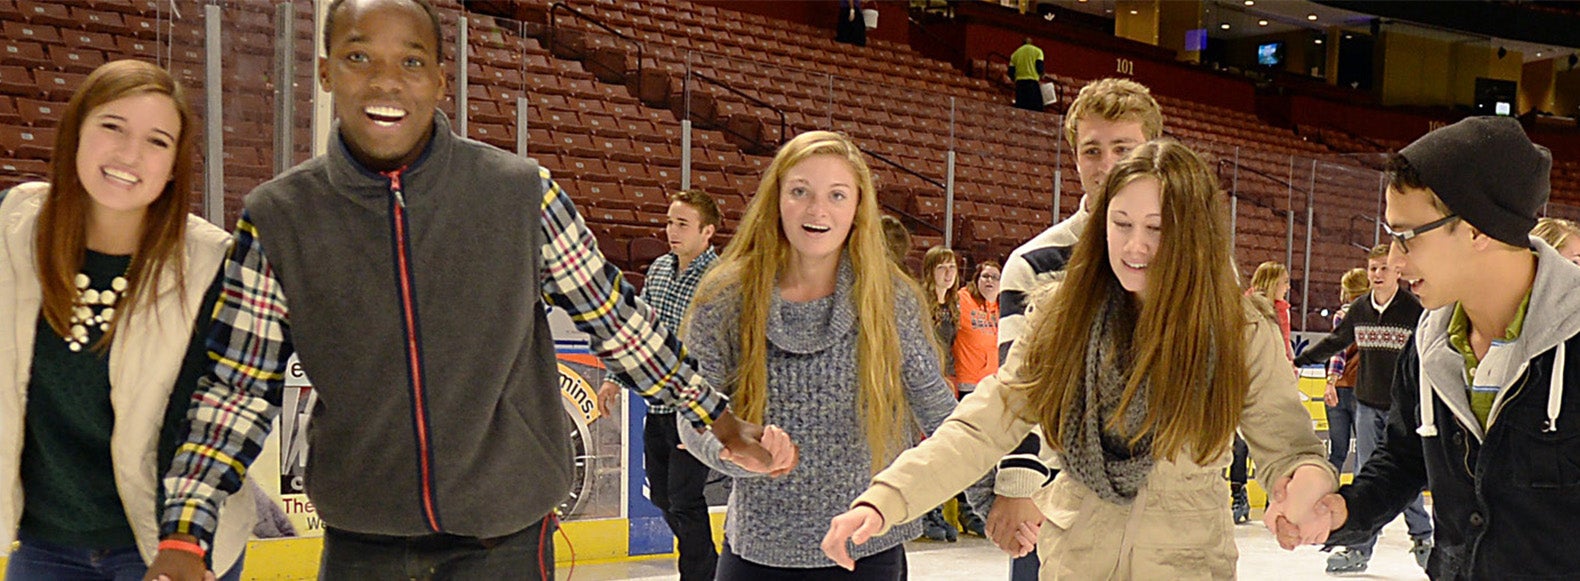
[1060,294,1154,504]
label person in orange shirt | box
[954,261,1002,397]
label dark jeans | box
[717,541,906,581]
[1010,552,1039,581]
[646,411,719,580]
[1349,402,1432,554]
[1229,435,1249,485]
[5,533,243,581]
[318,517,554,580]
[1325,387,1358,474]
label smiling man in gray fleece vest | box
[145,1,796,580]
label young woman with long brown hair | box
[678,131,955,579]
[0,60,253,581]
[915,245,967,541]
[823,140,1337,579]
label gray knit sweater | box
[679,260,956,568]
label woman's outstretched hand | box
[821,504,886,570]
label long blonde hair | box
[1009,140,1248,465]
[688,131,916,471]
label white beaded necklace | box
[66,272,128,352]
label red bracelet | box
[158,539,206,559]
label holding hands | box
[1263,464,1346,550]
[985,495,1043,558]
[708,409,799,477]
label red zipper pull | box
[384,168,406,207]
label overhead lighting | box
[1129,9,1138,14]
[1307,13,1319,21]
[1258,19,1268,26]
[1221,23,1231,29]
[1244,0,1255,5]
[1315,38,1323,44]
[1537,52,1544,57]
[1344,34,1353,39]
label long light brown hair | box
[688,131,919,472]
[36,60,196,350]
[1009,140,1248,465]
[920,245,958,321]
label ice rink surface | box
[558,514,1431,580]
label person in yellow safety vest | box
[1009,38,1046,112]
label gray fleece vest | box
[245,112,565,538]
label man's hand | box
[1269,492,1347,550]
[821,504,885,571]
[595,381,621,419]
[709,410,798,477]
[1324,378,1340,407]
[142,535,215,581]
[985,495,1044,556]
[1263,470,1346,550]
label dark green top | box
[20,250,222,549]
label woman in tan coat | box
[823,140,1338,579]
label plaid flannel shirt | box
[615,246,718,413]
[159,168,728,548]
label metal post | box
[516,96,529,156]
[1052,168,1062,221]
[1231,194,1238,243]
[1286,157,1296,270]
[944,98,956,247]
[1302,159,1316,332]
[679,118,692,191]
[273,3,294,175]
[945,150,956,248]
[682,54,692,190]
[457,16,468,137]
[1053,121,1063,221]
[826,74,834,129]
[1375,170,1386,245]
[1231,146,1241,243]
[203,3,224,226]
[679,52,692,189]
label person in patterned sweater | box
[1294,243,1433,574]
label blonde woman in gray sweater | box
[679,131,956,580]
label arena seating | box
[1,0,1575,322]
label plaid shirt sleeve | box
[537,169,727,427]
[606,257,660,394]
[160,211,291,548]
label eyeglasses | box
[1383,215,1459,254]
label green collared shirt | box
[1447,291,1531,428]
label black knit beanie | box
[1397,116,1551,248]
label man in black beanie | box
[1266,116,1580,579]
